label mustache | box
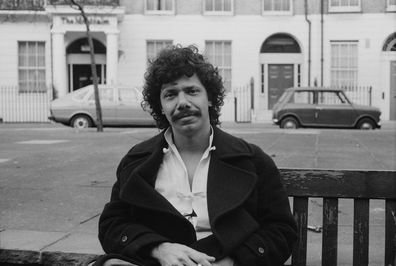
[171,110,201,122]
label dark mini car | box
[272,87,381,129]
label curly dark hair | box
[142,44,225,129]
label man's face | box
[160,74,211,137]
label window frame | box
[18,41,46,93]
[144,0,175,15]
[262,0,293,15]
[328,0,361,13]
[203,0,234,16]
[146,40,173,64]
[386,0,396,11]
[204,40,232,91]
[330,41,359,88]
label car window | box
[118,88,139,104]
[72,89,90,101]
[87,87,115,103]
[318,91,347,105]
[289,91,314,104]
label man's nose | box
[177,92,191,109]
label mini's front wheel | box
[356,118,375,130]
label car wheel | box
[356,118,375,130]
[71,115,92,129]
[280,117,299,129]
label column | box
[106,31,119,85]
[51,30,67,98]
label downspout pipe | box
[305,0,311,86]
[320,0,324,86]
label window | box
[383,33,396,51]
[146,40,173,63]
[387,0,396,12]
[118,88,139,104]
[204,0,233,15]
[329,0,361,12]
[145,0,175,14]
[88,87,114,102]
[262,0,292,14]
[318,91,347,105]
[18,41,46,92]
[289,91,314,104]
[205,41,232,91]
[330,42,358,88]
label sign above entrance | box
[61,16,110,25]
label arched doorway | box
[382,32,396,120]
[66,38,107,91]
[259,33,302,110]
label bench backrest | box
[280,169,396,266]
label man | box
[96,45,297,266]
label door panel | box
[71,64,104,91]
[116,88,152,124]
[86,87,117,124]
[268,64,294,109]
[315,91,354,126]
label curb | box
[0,230,103,266]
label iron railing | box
[0,86,52,123]
[47,0,119,6]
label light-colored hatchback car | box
[49,85,155,128]
[272,87,381,129]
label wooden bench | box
[281,168,396,266]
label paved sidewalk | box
[1,121,395,265]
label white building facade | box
[0,0,395,122]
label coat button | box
[258,247,265,254]
[121,235,128,243]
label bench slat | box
[353,199,369,266]
[385,199,396,266]
[281,169,396,199]
[292,197,308,266]
[322,198,338,266]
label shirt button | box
[258,247,265,254]
[121,235,128,243]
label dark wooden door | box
[268,64,294,109]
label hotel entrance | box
[66,37,106,92]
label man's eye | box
[164,92,175,98]
[188,88,199,94]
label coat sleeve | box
[233,145,298,266]
[98,156,169,262]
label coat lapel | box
[119,133,183,219]
[205,128,260,254]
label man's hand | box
[151,242,216,266]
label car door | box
[86,87,117,124]
[315,91,354,127]
[116,87,151,125]
[286,90,316,125]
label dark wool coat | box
[98,127,298,266]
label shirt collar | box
[163,127,215,159]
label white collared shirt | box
[155,128,215,240]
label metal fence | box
[0,86,52,123]
[337,85,372,106]
[233,79,254,123]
